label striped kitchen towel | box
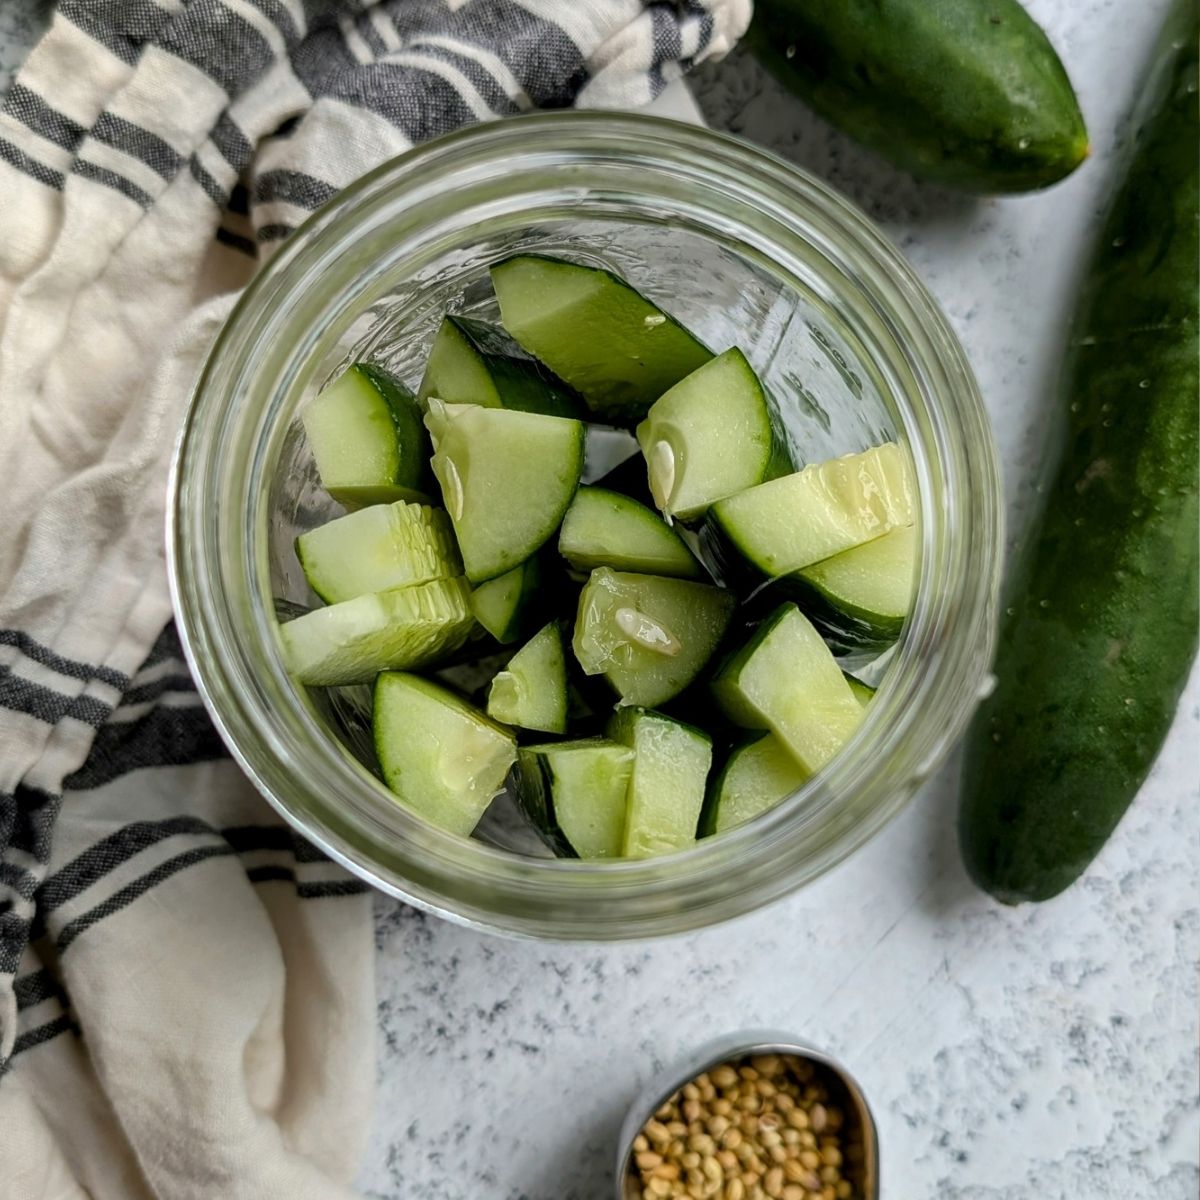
[0,2,748,1197]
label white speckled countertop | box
[3,2,1197,1197]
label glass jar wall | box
[169,113,1001,939]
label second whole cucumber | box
[959,0,1199,902]
[750,0,1089,193]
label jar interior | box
[265,213,906,860]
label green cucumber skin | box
[697,737,757,839]
[706,543,904,654]
[961,0,1199,904]
[763,409,798,482]
[356,364,437,497]
[750,0,1088,194]
[493,254,712,425]
[696,519,760,596]
[843,673,876,707]
[450,317,586,419]
[744,574,903,655]
[513,751,577,858]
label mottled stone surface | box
[1,2,1195,1197]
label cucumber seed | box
[649,439,677,512]
[615,607,682,656]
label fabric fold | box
[0,1,749,1195]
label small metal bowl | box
[615,1031,879,1199]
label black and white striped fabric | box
[0,2,748,1195]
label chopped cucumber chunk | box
[516,738,634,858]
[468,555,542,644]
[573,567,735,709]
[701,734,810,836]
[491,255,712,424]
[486,622,568,733]
[708,442,915,576]
[635,347,782,520]
[426,401,584,583]
[418,315,583,418]
[608,707,712,858]
[301,364,433,508]
[296,501,460,605]
[790,524,917,652]
[374,672,516,837]
[558,487,701,579]
[279,577,473,686]
[711,603,863,773]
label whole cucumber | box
[750,0,1089,193]
[960,0,1199,903]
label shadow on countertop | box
[691,47,983,236]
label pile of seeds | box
[627,1054,862,1200]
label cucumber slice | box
[711,603,863,773]
[558,487,701,579]
[486,622,568,733]
[573,567,735,709]
[418,315,584,418]
[279,577,473,686]
[425,401,584,583]
[468,555,542,644]
[295,501,461,605]
[374,672,516,837]
[301,364,433,508]
[707,442,916,576]
[491,255,712,424]
[635,347,782,521]
[701,734,810,837]
[844,674,877,707]
[608,707,712,858]
[515,738,634,858]
[789,524,917,652]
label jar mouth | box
[168,112,1002,940]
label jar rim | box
[168,111,1002,939]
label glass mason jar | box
[169,113,1002,940]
